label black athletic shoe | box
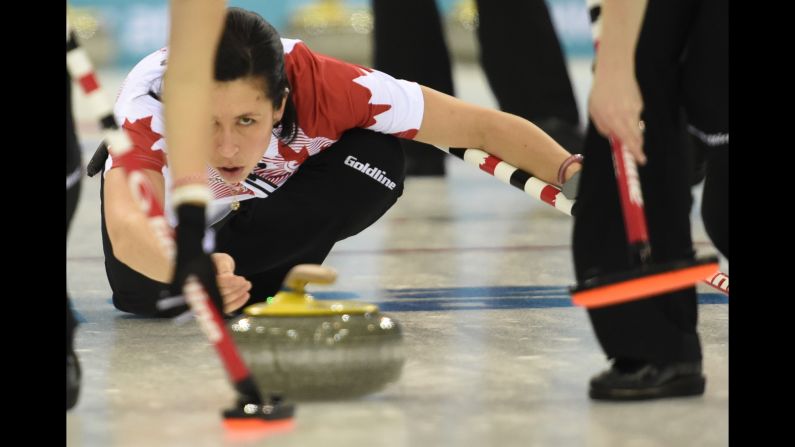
[589,360,705,401]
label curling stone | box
[229,264,404,401]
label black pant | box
[572,0,727,364]
[100,129,405,317]
[372,0,580,171]
[701,147,727,258]
[67,69,81,347]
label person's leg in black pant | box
[700,148,727,258]
[67,69,82,410]
[681,0,728,260]
[475,0,583,153]
[573,123,702,366]
[372,0,452,176]
[573,0,708,400]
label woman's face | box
[210,77,285,184]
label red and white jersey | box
[106,38,424,224]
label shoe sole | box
[589,375,706,401]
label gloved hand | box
[168,203,225,315]
[560,168,582,200]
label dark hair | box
[215,7,298,143]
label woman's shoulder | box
[116,48,167,107]
[281,38,303,55]
[113,49,166,130]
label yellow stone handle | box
[283,264,338,294]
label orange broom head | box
[223,417,295,439]
[571,257,719,309]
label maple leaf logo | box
[112,116,167,170]
[122,116,164,152]
[277,141,310,171]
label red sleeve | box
[285,41,424,141]
[109,116,167,173]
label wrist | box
[172,184,211,209]
[557,154,584,186]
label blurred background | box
[67,0,595,144]
[66,0,593,70]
